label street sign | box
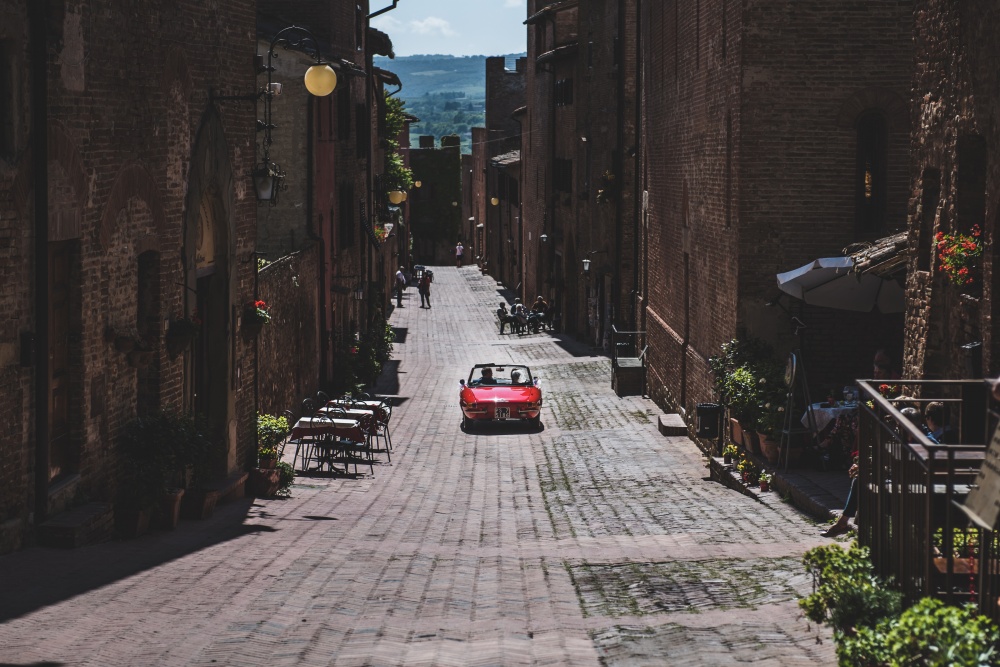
[960,422,1000,530]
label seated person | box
[924,401,957,443]
[477,367,497,385]
[497,303,513,334]
[510,369,522,385]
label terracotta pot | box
[723,454,732,465]
[759,480,770,492]
[249,469,282,498]
[156,488,185,530]
[729,418,744,447]
[258,456,277,470]
[116,508,151,538]
[744,430,760,455]
[760,436,780,465]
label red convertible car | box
[459,363,542,430]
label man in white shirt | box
[395,266,406,307]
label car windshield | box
[469,365,533,386]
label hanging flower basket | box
[936,225,982,286]
[166,314,201,357]
[243,300,271,336]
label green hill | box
[375,54,525,154]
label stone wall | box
[905,0,1000,380]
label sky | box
[370,0,528,57]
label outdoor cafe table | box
[291,416,364,444]
[317,406,377,422]
[801,401,859,433]
[325,399,390,420]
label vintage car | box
[459,363,542,430]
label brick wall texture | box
[0,0,258,549]
[640,0,913,416]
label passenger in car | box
[478,368,497,385]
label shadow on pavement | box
[391,327,408,344]
[0,499,273,624]
[374,360,401,396]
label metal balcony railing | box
[856,378,999,620]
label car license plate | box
[495,407,510,420]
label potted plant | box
[722,443,738,465]
[117,413,185,535]
[737,455,757,485]
[250,413,290,497]
[243,299,271,337]
[759,472,772,492]
[166,312,201,357]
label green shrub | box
[276,461,295,498]
[800,542,902,634]
[257,413,290,459]
[800,542,999,667]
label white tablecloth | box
[801,402,858,432]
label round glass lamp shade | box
[304,64,337,96]
[388,190,405,205]
[413,180,422,188]
[490,197,499,206]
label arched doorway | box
[183,110,237,475]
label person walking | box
[455,241,464,268]
[395,266,406,307]
[418,272,432,308]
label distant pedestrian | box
[395,266,406,307]
[418,272,432,308]
[455,241,464,268]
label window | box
[339,183,355,249]
[355,103,369,155]
[855,111,888,233]
[337,87,351,142]
[554,78,573,106]
[917,168,940,272]
[0,41,16,160]
[554,158,572,193]
[956,135,987,234]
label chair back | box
[316,391,330,405]
[302,397,317,416]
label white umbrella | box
[776,256,905,313]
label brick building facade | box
[0,0,257,551]
[639,0,913,416]
[520,0,638,345]
[904,1,1000,381]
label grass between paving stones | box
[566,557,808,618]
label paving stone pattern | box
[0,267,835,666]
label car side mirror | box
[459,379,466,386]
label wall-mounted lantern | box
[215,25,337,206]
[388,190,405,205]
[490,197,499,206]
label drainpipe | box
[30,1,50,523]
[632,0,642,332]
[305,96,330,385]
[367,1,399,20]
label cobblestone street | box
[0,267,836,666]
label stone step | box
[658,413,687,436]
[37,502,114,549]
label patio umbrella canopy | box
[776,256,905,313]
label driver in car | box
[478,367,497,385]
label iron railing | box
[856,378,999,621]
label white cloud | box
[504,0,525,7]
[409,17,456,37]
[370,15,404,32]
